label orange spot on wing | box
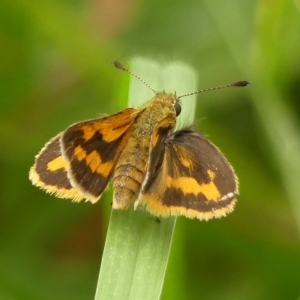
[166,170,221,201]
[47,156,69,171]
[73,145,114,177]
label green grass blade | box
[94,57,197,300]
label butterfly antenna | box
[177,80,250,100]
[113,61,157,94]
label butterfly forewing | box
[60,108,138,202]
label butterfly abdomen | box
[112,134,150,209]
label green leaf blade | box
[95,57,197,300]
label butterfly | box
[29,61,249,220]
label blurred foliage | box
[1,0,300,299]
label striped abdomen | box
[112,135,149,209]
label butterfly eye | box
[175,103,181,116]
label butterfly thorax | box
[112,93,177,209]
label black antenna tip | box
[112,61,125,70]
[230,80,251,87]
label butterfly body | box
[29,73,245,220]
[112,92,177,209]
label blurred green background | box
[1,0,300,299]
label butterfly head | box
[153,92,182,117]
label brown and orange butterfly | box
[29,61,249,220]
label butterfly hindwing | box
[141,129,238,220]
[61,108,138,202]
[29,134,85,201]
